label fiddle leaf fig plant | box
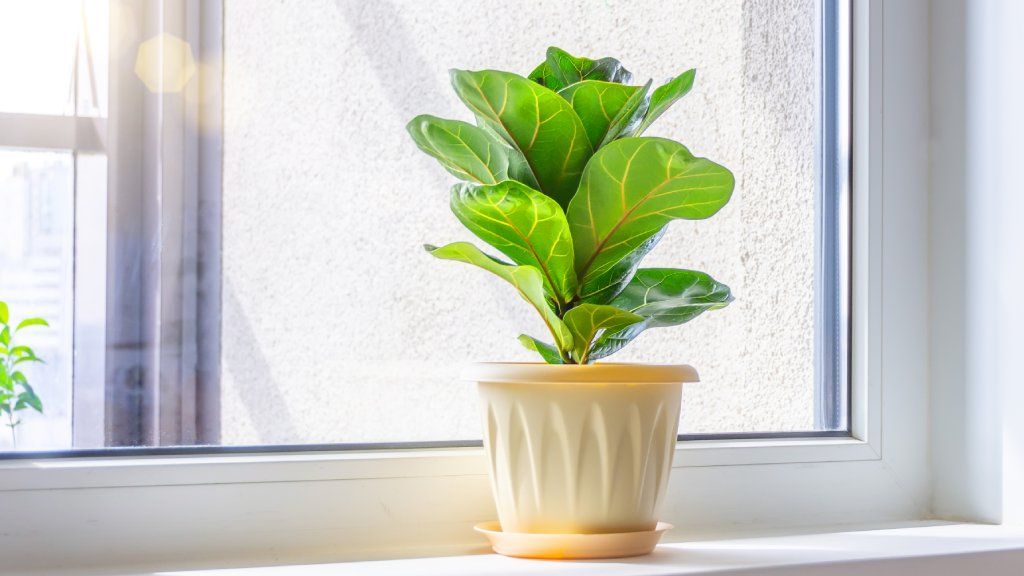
[410,47,735,364]
[0,301,48,447]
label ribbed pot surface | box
[468,363,693,534]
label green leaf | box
[528,61,561,90]
[449,69,593,208]
[614,268,733,324]
[528,48,632,92]
[0,302,7,325]
[566,137,734,303]
[451,181,577,305]
[632,69,696,135]
[562,304,644,363]
[9,346,34,359]
[585,320,650,362]
[545,47,633,88]
[589,268,733,360]
[598,80,651,147]
[17,383,42,413]
[425,242,572,351]
[406,114,516,185]
[0,326,8,347]
[517,334,564,364]
[557,80,651,149]
[15,317,49,331]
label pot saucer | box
[473,521,673,560]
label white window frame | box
[0,1,939,571]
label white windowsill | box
[44,523,1024,576]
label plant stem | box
[2,351,15,448]
[558,348,574,364]
[8,411,16,449]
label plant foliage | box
[410,47,734,364]
[0,301,47,446]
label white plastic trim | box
[0,436,879,493]
[0,112,105,152]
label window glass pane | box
[219,0,818,444]
[0,0,839,453]
[0,0,108,117]
[0,1,78,115]
[0,149,75,450]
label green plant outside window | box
[0,301,48,446]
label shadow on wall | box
[222,279,301,444]
[334,0,448,117]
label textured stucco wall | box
[221,0,815,443]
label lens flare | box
[134,32,196,93]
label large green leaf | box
[406,115,516,185]
[544,47,630,87]
[598,80,651,147]
[450,69,593,208]
[562,304,643,363]
[450,181,577,305]
[557,80,651,149]
[632,69,696,135]
[541,47,633,89]
[425,242,572,350]
[589,268,733,360]
[0,302,7,325]
[566,137,734,303]
[517,334,565,364]
[613,268,733,324]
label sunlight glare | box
[0,0,79,115]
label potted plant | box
[0,301,48,448]
[408,47,734,559]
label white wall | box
[930,0,1024,524]
[221,0,816,443]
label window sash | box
[1,0,850,456]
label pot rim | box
[462,362,698,385]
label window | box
[0,0,848,454]
[2,2,944,571]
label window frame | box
[4,0,849,458]
[0,1,937,571]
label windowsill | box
[45,522,1024,576]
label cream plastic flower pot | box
[464,362,698,536]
